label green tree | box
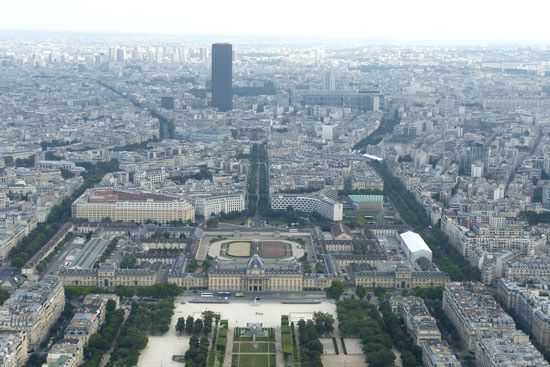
[313,312,334,336]
[60,168,75,179]
[185,316,194,334]
[326,280,345,300]
[356,285,367,300]
[119,256,137,269]
[0,289,10,305]
[176,317,185,334]
[374,287,386,299]
[193,318,203,335]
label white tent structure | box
[399,231,432,263]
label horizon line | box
[1,29,550,46]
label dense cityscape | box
[0,21,550,367]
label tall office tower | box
[116,48,126,62]
[199,47,208,63]
[324,71,336,90]
[211,43,233,112]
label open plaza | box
[138,297,350,367]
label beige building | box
[208,255,304,292]
[0,277,65,350]
[354,265,449,290]
[0,331,28,367]
[167,254,334,293]
[504,257,550,279]
[441,216,542,257]
[475,331,549,367]
[0,217,38,264]
[391,296,441,347]
[140,238,187,250]
[72,188,194,224]
[442,282,515,352]
[422,340,461,367]
[496,279,550,349]
[64,312,100,346]
[45,339,83,367]
[168,273,208,289]
[59,262,160,288]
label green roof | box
[349,195,384,202]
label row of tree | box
[247,143,269,216]
[93,238,118,268]
[107,299,174,366]
[325,280,345,300]
[297,319,324,367]
[379,300,423,367]
[40,138,80,151]
[64,282,182,300]
[312,312,335,336]
[521,210,550,225]
[184,336,210,367]
[337,299,396,367]
[170,166,213,185]
[372,161,480,281]
[353,114,401,151]
[9,159,121,268]
[175,312,214,336]
[111,138,158,152]
[83,300,124,367]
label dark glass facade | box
[211,43,233,112]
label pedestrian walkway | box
[222,327,235,367]
[274,326,284,367]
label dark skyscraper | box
[211,43,233,112]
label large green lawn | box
[232,354,276,367]
[233,341,274,353]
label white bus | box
[200,292,214,298]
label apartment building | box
[442,282,515,352]
[72,188,194,223]
[0,276,65,350]
[390,296,441,346]
[475,331,549,367]
[0,331,28,367]
[422,340,461,367]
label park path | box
[274,326,284,367]
[222,327,235,367]
[99,308,129,367]
[393,347,403,367]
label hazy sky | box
[1,0,549,42]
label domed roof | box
[247,254,265,270]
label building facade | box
[58,262,160,288]
[0,277,65,351]
[72,188,194,224]
[442,282,516,352]
[0,331,28,367]
[211,43,233,112]
[191,192,246,218]
[271,189,343,221]
[422,340,461,367]
[391,296,441,347]
[354,265,449,290]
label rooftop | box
[399,231,432,254]
[349,194,384,202]
[83,188,176,203]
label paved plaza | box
[138,297,337,367]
